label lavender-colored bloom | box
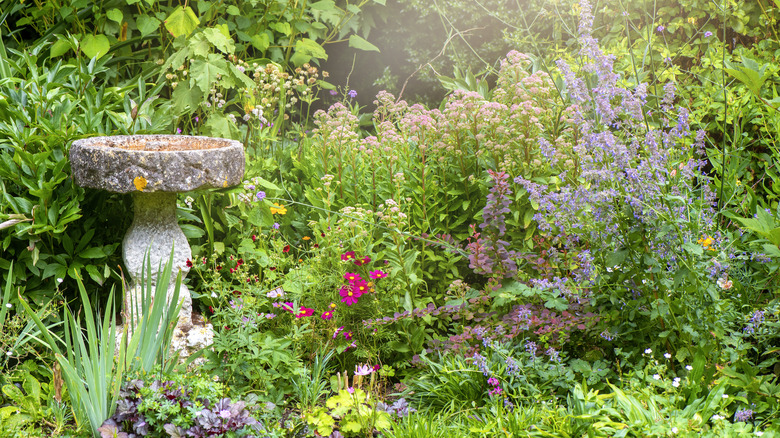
[657,25,665,32]
[734,409,753,422]
[330,90,338,96]
[704,31,713,38]
[348,89,357,98]
[525,341,538,359]
[472,353,490,376]
[255,191,266,201]
[272,222,280,229]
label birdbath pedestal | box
[70,135,244,355]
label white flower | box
[664,353,671,359]
[672,378,680,388]
[5,303,11,308]
[653,374,661,380]
[722,394,728,399]
[685,365,693,371]
[755,432,764,436]
[211,292,218,298]
[645,348,652,354]
[57,278,63,283]
[671,427,678,434]
[716,277,733,290]
[711,414,724,421]
[6,351,11,356]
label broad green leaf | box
[201,27,235,54]
[190,57,228,92]
[164,6,200,38]
[250,33,270,51]
[80,34,110,59]
[106,8,123,23]
[291,38,327,66]
[226,5,240,15]
[137,15,161,36]
[50,39,71,57]
[348,34,379,52]
[270,22,291,36]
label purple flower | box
[218,409,231,419]
[348,89,357,99]
[272,222,280,230]
[176,128,182,134]
[657,25,665,32]
[704,31,713,38]
[330,90,338,96]
[256,191,266,201]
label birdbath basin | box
[70,135,244,349]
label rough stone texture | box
[123,191,193,327]
[70,135,244,193]
[69,135,244,360]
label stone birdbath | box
[69,135,244,354]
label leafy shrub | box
[99,373,262,438]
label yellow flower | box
[697,235,715,249]
[270,203,287,215]
[302,236,311,240]
[687,17,696,25]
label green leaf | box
[164,6,200,38]
[106,8,123,23]
[250,33,270,51]
[80,34,110,59]
[79,247,105,259]
[270,22,291,36]
[137,15,161,36]
[190,57,228,91]
[290,38,327,65]
[50,39,72,57]
[226,5,240,15]
[201,27,235,54]
[348,35,379,52]
[310,0,336,9]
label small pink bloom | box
[340,285,359,306]
[341,251,356,261]
[321,310,334,320]
[351,280,369,296]
[353,256,371,266]
[344,331,353,340]
[296,307,314,318]
[333,326,344,339]
[369,270,387,279]
[344,272,362,283]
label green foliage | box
[19,250,182,437]
[0,361,73,436]
[306,387,393,437]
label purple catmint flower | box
[348,89,357,99]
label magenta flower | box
[487,377,500,386]
[344,331,353,340]
[333,326,344,339]
[351,280,369,296]
[296,307,314,318]
[353,256,371,266]
[341,251,356,261]
[369,270,387,279]
[344,272,362,283]
[339,285,359,306]
[321,310,334,320]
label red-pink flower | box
[344,331,353,340]
[296,307,314,318]
[341,251,356,261]
[321,310,334,320]
[343,272,362,283]
[353,256,371,266]
[369,270,387,279]
[351,280,369,296]
[339,285,360,306]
